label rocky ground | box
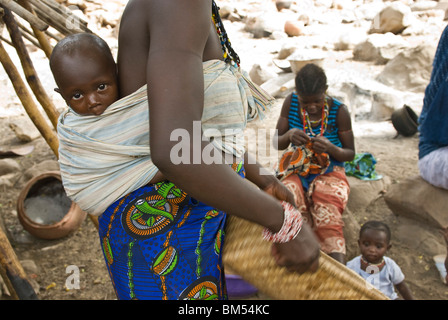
[0,0,447,300]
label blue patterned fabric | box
[418,25,448,159]
[98,162,245,300]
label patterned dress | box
[98,162,245,300]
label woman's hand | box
[263,179,295,205]
[271,222,320,274]
[289,128,310,146]
[311,135,332,154]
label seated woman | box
[273,63,355,264]
[418,25,448,191]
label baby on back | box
[50,32,118,116]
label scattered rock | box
[369,2,414,34]
[249,64,277,86]
[343,208,361,260]
[410,1,438,12]
[384,176,448,229]
[0,158,21,176]
[334,30,366,51]
[8,118,41,142]
[260,72,295,98]
[371,91,404,120]
[284,20,304,37]
[394,219,446,257]
[346,176,391,214]
[20,259,39,275]
[275,0,292,12]
[244,15,275,39]
[376,44,436,92]
[435,1,448,20]
[353,32,409,64]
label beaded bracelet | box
[262,201,303,243]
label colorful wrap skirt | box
[281,166,349,255]
[98,162,245,300]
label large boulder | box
[369,2,414,34]
[346,176,391,214]
[376,44,436,93]
[342,208,361,260]
[384,175,448,229]
[353,33,409,64]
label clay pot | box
[17,171,87,240]
[391,105,418,137]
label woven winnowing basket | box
[223,216,389,300]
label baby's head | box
[358,220,392,264]
[50,33,118,115]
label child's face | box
[358,229,391,264]
[298,92,326,117]
[55,53,118,116]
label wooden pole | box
[37,0,90,32]
[0,0,47,31]
[0,226,38,300]
[0,262,19,299]
[16,22,42,49]
[27,0,86,35]
[0,40,59,157]
[18,0,53,59]
[2,5,60,130]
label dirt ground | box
[1,106,447,301]
[1,0,448,301]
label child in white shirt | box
[346,220,414,300]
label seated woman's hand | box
[311,135,332,154]
[289,128,310,146]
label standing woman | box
[89,0,321,300]
[274,63,355,264]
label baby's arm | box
[395,281,414,300]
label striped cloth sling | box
[57,59,274,216]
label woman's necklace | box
[301,98,329,137]
[212,1,240,66]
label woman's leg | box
[418,146,448,190]
[281,174,312,227]
[308,167,349,264]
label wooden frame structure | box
[0,0,92,300]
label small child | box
[50,32,165,191]
[49,32,118,116]
[346,220,414,300]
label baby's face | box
[358,229,390,264]
[55,54,118,116]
